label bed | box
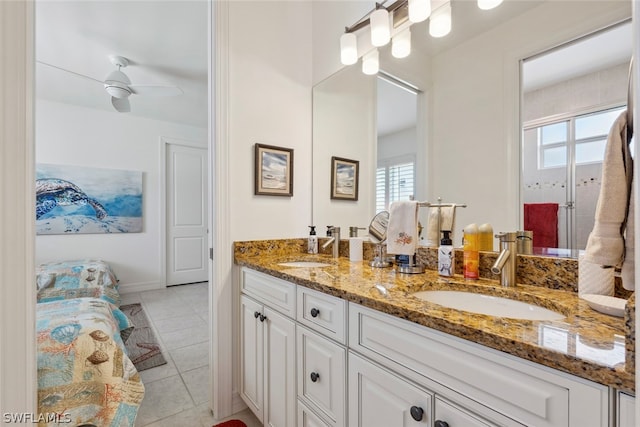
[35,260,144,427]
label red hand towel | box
[524,203,559,248]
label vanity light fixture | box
[429,1,452,38]
[477,0,503,11]
[340,0,503,71]
[370,7,391,46]
[392,27,411,58]
[362,49,380,75]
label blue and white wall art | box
[36,163,143,235]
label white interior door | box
[167,143,208,285]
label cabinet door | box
[298,400,332,427]
[264,306,296,427]
[348,353,433,427]
[434,397,497,427]
[297,326,346,427]
[240,295,264,422]
[618,392,636,427]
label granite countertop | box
[235,243,634,393]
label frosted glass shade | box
[392,28,411,59]
[477,0,503,10]
[408,0,431,23]
[429,2,451,38]
[370,8,390,47]
[362,50,379,75]
[340,33,358,65]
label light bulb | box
[340,33,358,65]
[392,28,411,59]
[362,50,379,75]
[477,0,503,10]
[429,2,451,38]
[408,0,431,23]
[370,8,390,47]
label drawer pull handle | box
[259,314,267,322]
[310,372,320,382]
[410,406,424,422]
[254,311,260,319]
[434,421,449,427]
[310,308,320,318]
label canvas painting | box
[36,163,143,234]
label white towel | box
[387,201,419,255]
[583,111,632,267]
[425,206,456,246]
[622,182,635,290]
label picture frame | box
[254,143,294,196]
[330,156,359,201]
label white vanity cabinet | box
[349,303,610,427]
[348,352,434,427]
[296,286,348,427]
[617,392,635,427]
[240,269,297,427]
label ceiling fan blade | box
[129,84,184,97]
[111,97,131,113]
[36,60,104,85]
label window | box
[376,155,415,212]
[537,106,625,169]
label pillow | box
[36,273,56,290]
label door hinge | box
[209,248,214,260]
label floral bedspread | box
[36,259,121,306]
[37,298,144,427]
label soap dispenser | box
[308,226,318,254]
[463,223,479,279]
[438,230,454,277]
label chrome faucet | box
[491,232,517,287]
[322,226,341,258]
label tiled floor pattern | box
[121,283,261,427]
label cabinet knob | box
[259,314,267,322]
[434,421,449,427]
[410,406,424,422]
[310,372,320,382]
[310,308,320,318]
[254,311,260,319]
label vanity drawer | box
[241,267,296,318]
[297,286,347,344]
[297,325,346,427]
[349,303,608,427]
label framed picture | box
[330,156,359,201]
[254,143,294,196]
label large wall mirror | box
[312,0,632,257]
[521,20,632,257]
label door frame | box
[160,136,208,288]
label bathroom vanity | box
[234,239,635,427]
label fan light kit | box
[340,0,503,73]
[37,54,183,113]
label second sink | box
[278,261,332,268]
[413,290,565,321]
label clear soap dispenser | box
[308,226,318,254]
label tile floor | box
[121,282,261,427]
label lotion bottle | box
[478,223,493,252]
[438,230,454,277]
[463,223,479,279]
[308,226,318,254]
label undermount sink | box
[278,261,332,268]
[412,290,565,321]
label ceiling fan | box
[37,55,184,113]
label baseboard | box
[231,391,247,415]
[118,281,164,294]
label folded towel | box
[523,203,558,248]
[387,201,419,255]
[578,254,614,297]
[583,111,631,268]
[425,205,456,246]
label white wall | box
[35,99,206,291]
[228,1,313,241]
